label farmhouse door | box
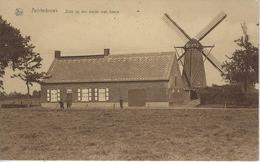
[128,89,146,107]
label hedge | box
[199,85,258,106]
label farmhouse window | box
[94,88,109,101]
[47,90,50,101]
[47,89,60,102]
[77,89,81,101]
[94,88,98,101]
[77,88,92,101]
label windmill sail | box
[202,49,225,74]
[177,52,185,62]
[195,12,227,41]
[164,13,191,42]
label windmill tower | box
[164,12,227,89]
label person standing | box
[67,100,72,109]
[66,92,72,109]
[119,96,123,109]
[59,98,64,110]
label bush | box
[199,85,258,106]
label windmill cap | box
[184,39,202,49]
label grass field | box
[0,107,258,160]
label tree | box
[222,22,258,92]
[11,51,48,97]
[0,90,6,99]
[0,16,35,89]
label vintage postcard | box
[0,0,258,161]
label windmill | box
[164,12,227,89]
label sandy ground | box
[0,107,258,160]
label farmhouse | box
[41,49,187,108]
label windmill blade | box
[202,49,225,74]
[174,48,190,87]
[175,47,185,62]
[182,69,191,87]
[195,12,227,41]
[175,47,185,69]
[164,13,191,42]
[177,58,191,87]
[177,52,185,62]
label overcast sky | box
[0,0,258,94]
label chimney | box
[104,48,110,56]
[55,50,61,58]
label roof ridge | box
[56,51,175,60]
[58,55,104,60]
[109,51,175,57]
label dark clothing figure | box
[119,97,123,109]
[59,99,64,110]
[66,93,73,109]
[67,102,72,109]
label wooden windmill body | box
[164,12,227,90]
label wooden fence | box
[0,97,41,108]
